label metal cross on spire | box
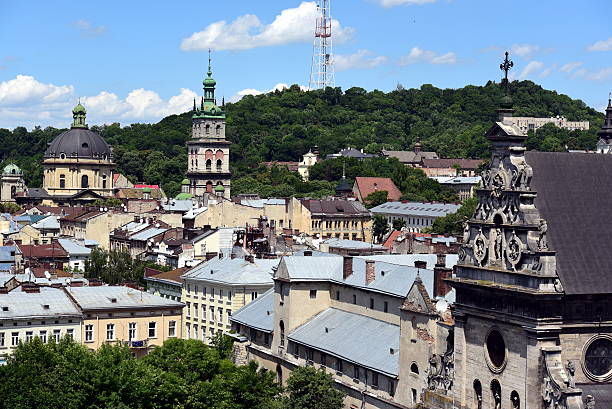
[208,48,212,74]
[500,51,513,88]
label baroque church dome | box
[44,103,112,160]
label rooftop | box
[0,287,81,320]
[301,199,370,217]
[322,238,387,251]
[353,177,402,201]
[66,286,183,311]
[230,288,274,333]
[182,257,278,286]
[144,267,189,286]
[421,158,483,169]
[370,201,460,218]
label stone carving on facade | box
[427,351,454,392]
[585,395,595,409]
[473,229,488,266]
[538,219,549,250]
[493,228,504,264]
[505,230,523,269]
[542,347,584,409]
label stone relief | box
[505,230,523,268]
[473,229,488,266]
[427,351,454,392]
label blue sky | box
[1,0,611,129]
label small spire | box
[222,96,225,107]
[193,98,196,112]
[342,162,346,179]
[608,91,611,107]
[208,48,212,77]
[201,96,204,110]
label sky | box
[0,0,611,129]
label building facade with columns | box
[186,58,231,200]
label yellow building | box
[65,286,183,357]
[43,103,114,198]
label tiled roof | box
[182,257,278,286]
[115,188,163,199]
[230,288,274,332]
[289,308,400,377]
[0,287,81,320]
[17,243,68,258]
[382,230,402,248]
[67,286,183,311]
[144,267,189,285]
[382,149,438,163]
[354,177,402,201]
[526,151,612,294]
[370,201,460,218]
[60,210,104,223]
[421,158,483,169]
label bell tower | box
[186,50,231,200]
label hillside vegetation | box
[0,80,602,197]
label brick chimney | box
[365,259,375,285]
[343,256,353,280]
[414,260,427,270]
[433,254,452,297]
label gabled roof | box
[288,308,400,377]
[382,149,438,164]
[301,199,370,217]
[66,286,183,311]
[17,243,68,258]
[57,239,92,256]
[421,158,483,170]
[401,276,437,315]
[230,288,274,333]
[181,257,278,286]
[370,201,460,218]
[0,287,81,320]
[354,177,402,201]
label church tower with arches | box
[186,54,231,200]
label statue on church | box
[585,395,595,409]
[493,390,502,409]
[566,360,576,388]
[537,220,548,250]
[494,229,503,261]
[511,393,520,409]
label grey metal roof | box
[162,200,193,212]
[31,215,60,230]
[289,308,400,377]
[130,228,168,241]
[67,286,183,311]
[357,254,459,270]
[181,257,278,286]
[280,255,443,299]
[44,128,112,159]
[0,287,81,320]
[370,201,460,218]
[322,238,387,251]
[58,239,92,256]
[0,246,16,262]
[230,288,274,333]
[238,198,286,208]
[430,176,481,185]
[191,229,218,243]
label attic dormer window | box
[1,306,8,311]
[110,298,117,303]
[82,142,89,149]
[43,304,49,310]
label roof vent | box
[110,298,117,303]
[389,348,395,355]
[1,306,8,311]
[381,271,385,277]
[43,304,50,310]
[325,327,329,333]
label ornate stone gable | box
[456,121,562,294]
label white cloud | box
[560,62,583,73]
[518,61,544,80]
[376,0,435,6]
[510,43,540,57]
[587,37,612,52]
[334,50,387,71]
[180,2,353,51]
[0,75,199,129]
[228,83,309,103]
[399,47,457,65]
[73,20,107,37]
[539,64,556,78]
[586,67,612,81]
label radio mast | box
[309,0,335,90]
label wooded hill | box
[0,80,603,198]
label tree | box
[364,190,388,209]
[210,332,235,360]
[372,215,389,243]
[284,366,345,409]
[84,247,108,280]
[392,218,406,230]
[428,197,478,235]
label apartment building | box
[181,256,278,344]
[230,253,455,409]
[65,286,183,357]
[370,201,460,233]
[0,285,82,364]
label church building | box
[186,55,231,200]
[595,97,612,154]
[42,103,114,198]
[0,164,26,202]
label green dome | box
[142,187,152,193]
[214,184,225,192]
[499,95,513,109]
[181,178,190,185]
[2,163,22,175]
[175,192,193,200]
[203,76,216,87]
[72,103,86,114]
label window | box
[148,322,157,338]
[66,328,74,340]
[186,302,191,318]
[59,174,66,189]
[206,124,210,134]
[384,301,388,313]
[194,303,199,318]
[168,321,176,337]
[306,348,313,362]
[251,291,258,301]
[53,329,61,343]
[40,330,47,344]
[85,324,94,342]
[388,379,395,396]
[106,324,115,341]
[186,323,191,338]
[583,336,612,380]
[216,125,221,135]
[228,291,232,301]
[310,289,317,299]
[410,362,419,374]
[279,320,285,347]
[193,325,198,340]
[219,289,224,299]
[293,343,300,357]
[26,331,33,342]
[372,372,379,387]
[226,309,231,320]
[352,294,357,305]
[81,174,88,188]
[321,353,327,367]
[216,159,222,171]
[412,388,418,404]
[485,329,506,370]
[128,322,137,341]
[335,290,340,301]
[11,332,19,346]
[250,328,257,341]
[202,305,206,320]
[102,175,107,189]
[218,308,223,322]
[264,333,270,346]
[202,287,207,297]
[354,365,360,380]
[369,298,374,309]
[336,358,343,373]
[0,332,4,346]
[206,159,212,170]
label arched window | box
[510,391,520,409]
[81,175,89,188]
[410,362,419,374]
[59,174,66,189]
[102,175,107,189]
[473,379,482,409]
[216,159,222,171]
[276,364,283,385]
[205,124,210,134]
[216,125,221,135]
[280,320,285,347]
[10,186,16,198]
[206,159,212,170]
[490,379,501,409]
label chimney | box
[245,255,254,263]
[343,256,353,280]
[434,257,452,298]
[0,287,8,294]
[365,259,375,285]
[205,252,218,261]
[414,260,427,270]
[304,250,312,257]
[230,253,236,259]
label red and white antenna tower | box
[309,0,335,90]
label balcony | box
[125,339,149,349]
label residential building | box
[420,158,483,177]
[0,286,82,364]
[186,59,231,200]
[382,142,438,167]
[326,147,377,160]
[109,220,171,259]
[370,201,460,233]
[57,238,96,272]
[503,115,589,133]
[15,242,69,272]
[230,253,455,409]
[181,256,277,344]
[352,177,402,203]
[297,148,319,180]
[430,176,481,200]
[193,198,289,231]
[144,267,187,301]
[290,198,372,242]
[30,216,61,244]
[65,286,183,357]
[319,238,389,256]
